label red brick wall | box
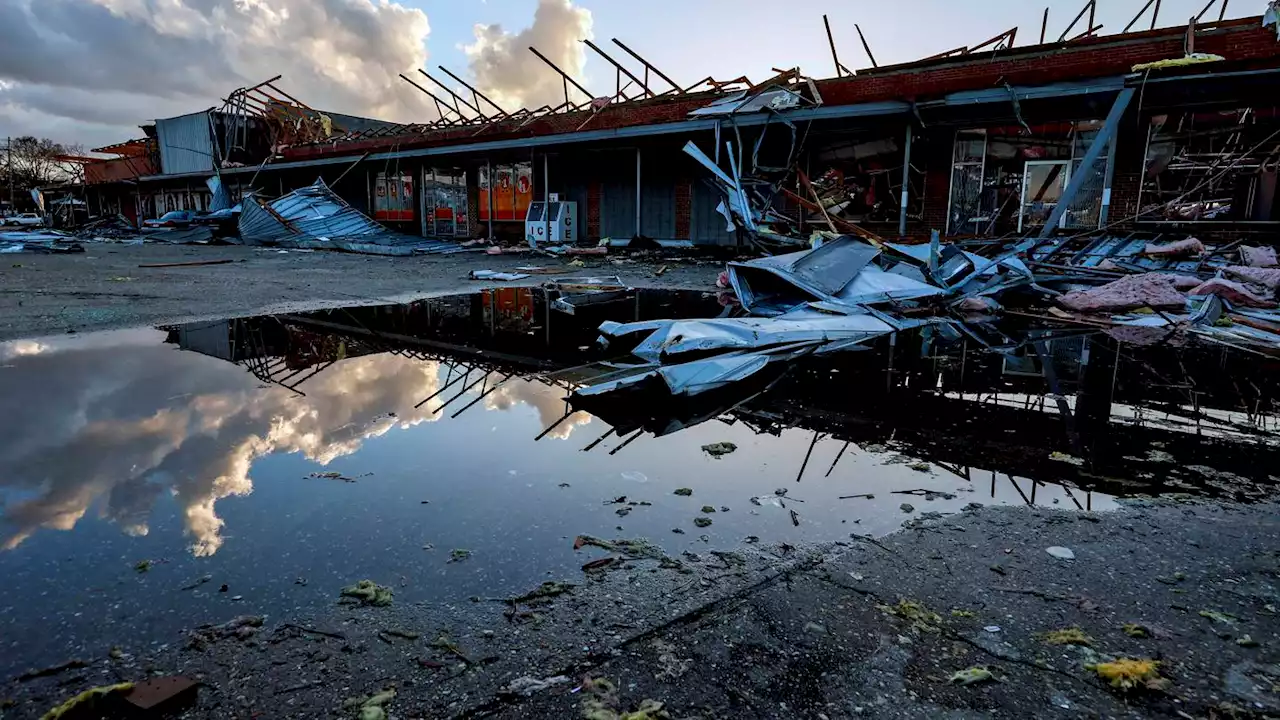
[587,181,602,238]
[281,20,1279,165]
[674,180,692,239]
[819,20,1279,106]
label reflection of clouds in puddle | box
[0,347,442,556]
[483,378,591,439]
[0,340,48,361]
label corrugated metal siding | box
[640,175,675,239]
[598,150,637,240]
[690,180,736,246]
[156,112,214,175]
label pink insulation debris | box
[1057,274,1189,314]
[1158,274,1205,290]
[956,296,1001,313]
[1240,245,1278,267]
[1189,278,1278,308]
[1143,238,1205,258]
[1224,266,1280,292]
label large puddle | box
[2,287,1278,675]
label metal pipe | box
[528,46,594,101]
[823,15,844,77]
[438,66,509,117]
[582,39,654,98]
[899,123,913,237]
[1123,0,1158,32]
[1040,7,1049,43]
[854,24,877,67]
[611,39,683,93]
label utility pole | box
[5,136,12,216]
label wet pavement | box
[2,287,1279,695]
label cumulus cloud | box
[464,0,594,112]
[484,378,592,440]
[0,0,433,147]
[0,341,447,556]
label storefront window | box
[479,161,533,221]
[373,172,414,222]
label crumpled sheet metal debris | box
[239,178,461,255]
[568,141,1280,410]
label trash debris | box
[578,677,669,720]
[120,676,200,712]
[308,470,356,482]
[39,682,134,720]
[1049,451,1085,466]
[1042,627,1094,647]
[342,687,396,720]
[948,666,994,686]
[1236,634,1260,647]
[983,625,1002,633]
[16,659,88,683]
[470,270,531,282]
[900,503,915,513]
[510,580,575,604]
[1046,546,1076,560]
[503,675,570,697]
[701,441,738,458]
[186,615,264,649]
[1088,658,1167,690]
[340,580,394,607]
[582,557,618,572]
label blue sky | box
[416,0,1248,95]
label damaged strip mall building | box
[81,7,1280,246]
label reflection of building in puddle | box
[0,340,445,555]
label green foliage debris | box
[878,599,941,632]
[1042,627,1094,647]
[1088,658,1166,690]
[700,506,716,513]
[1122,623,1151,638]
[40,683,134,720]
[1198,609,1238,625]
[450,549,472,563]
[673,488,693,496]
[343,687,396,720]
[948,666,994,686]
[134,559,152,573]
[579,677,670,719]
[340,579,393,607]
[693,517,713,528]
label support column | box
[899,124,914,238]
[1098,122,1120,227]
[485,158,493,240]
[634,147,642,239]
[1039,87,1135,238]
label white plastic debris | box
[984,625,1002,633]
[1046,546,1076,560]
[503,675,570,697]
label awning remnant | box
[239,179,461,255]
